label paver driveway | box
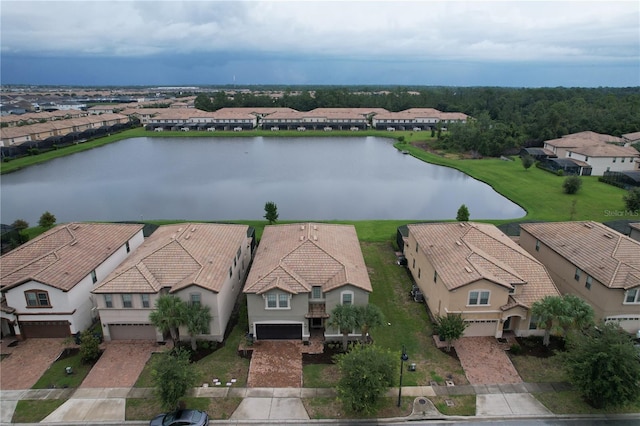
[454,337,522,384]
[247,341,303,388]
[80,341,161,388]
[0,338,66,390]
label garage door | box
[20,321,70,338]
[255,324,302,340]
[109,324,157,340]
[464,320,498,337]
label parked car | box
[150,409,209,426]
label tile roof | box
[408,222,559,309]
[243,223,372,295]
[1,223,144,292]
[630,223,640,232]
[623,131,640,142]
[520,221,640,290]
[93,223,250,294]
[545,131,625,148]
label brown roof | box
[244,223,372,295]
[1,223,144,292]
[93,223,250,294]
[545,131,625,148]
[408,222,559,309]
[520,221,640,290]
[623,131,640,142]
[569,143,639,158]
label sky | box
[1,0,639,87]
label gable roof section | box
[93,223,249,294]
[408,222,559,309]
[1,223,144,292]
[520,221,640,290]
[244,223,371,295]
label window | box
[234,257,237,267]
[91,270,98,284]
[418,268,421,279]
[585,275,593,290]
[25,290,50,307]
[341,292,353,305]
[433,271,438,283]
[468,290,490,306]
[625,288,640,304]
[508,286,515,294]
[229,267,233,278]
[190,293,201,306]
[105,294,113,308]
[613,157,617,163]
[266,292,289,309]
[412,258,416,269]
[126,241,130,253]
[415,242,419,253]
[574,268,581,281]
[622,157,625,163]
[529,315,539,330]
[535,240,540,252]
[141,294,150,308]
[122,294,133,308]
[311,286,323,300]
[237,246,242,260]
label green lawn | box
[534,391,640,415]
[509,353,567,383]
[32,348,95,389]
[11,399,66,423]
[302,364,340,388]
[125,396,241,421]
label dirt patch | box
[302,343,343,365]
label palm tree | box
[559,294,594,336]
[356,304,385,343]
[328,304,360,351]
[531,295,565,346]
[183,303,212,351]
[149,295,186,346]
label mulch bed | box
[302,343,343,365]
[514,336,565,358]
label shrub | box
[79,331,101,364]
[563,176,582,194]
[509,343,522,355]
[556,169,564,176]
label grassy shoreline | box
[2,128,631,226]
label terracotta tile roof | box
[244,223,372,295]
[623,131,640,142]
[521,221,640,290]
[93,223,250,294]
[1,223,144,292]
[570,143,639,158]
[545,131,624,148]
[407,222,559,308]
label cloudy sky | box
[1,1,638,87]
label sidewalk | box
[0,382,570,424]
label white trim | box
[467,290,491,306]
[340,290,354,305]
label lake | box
[0,136,525,224]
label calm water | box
[0,137,525,224]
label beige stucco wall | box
[246,292,310,338]
[520,229,640,333]
[324,285,370,340]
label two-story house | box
[243,223,372,342]
[520,221,640,334]
[92,223,255,342]
[405,222,560,338]
[0,223,144,339]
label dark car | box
[150,409,209,426]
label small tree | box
[183,303,212,351]
[263,201,279,224]
[152,347,196,411]
[10,219,29,244]
[328,303,360,351]
[531,295,565,346]
[149,295,186,346]
[79,330,101,364]
[521,154,534,170]
[38,211,56,228]
[562,322,640,409]
[356,304,385,343]
[433,314,468,351]
[562,175,582,194]
[456,204,470,221]
[623,187,640,212]
[334,344,396,414]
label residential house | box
[542,131,640,176]
[372,108,468,130]
[0,223,144,339]
[243,223,372,342]
[92,223,254,342]
[520,221,640,334]
[405,222,560,338]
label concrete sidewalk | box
[0,383,565,424]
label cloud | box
[1,0,638,64]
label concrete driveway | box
[477,393,552,416]
[0,338,67,390]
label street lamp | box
[397,345,409,407]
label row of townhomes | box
[2,219,638,344]
[522,131,640,177]
[0,222,371,344]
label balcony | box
[305,302,330,319]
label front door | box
[503,317,512,331]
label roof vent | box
[313,235,318,241]
[584,223,593,229]
[71,224,81,230]
[300,225,305,231]
[191,227,196,232]
[70,241,77,246]
[464,266,472,273]
[313,225,318,230]
[455,241,462,246]
[185,234,190,240]
[178,227,183,232]
[459,223,465,227]
[604,233,614,239]
[300,236,304,241]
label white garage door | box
[464,320,498,337]
[109,324,156,340]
